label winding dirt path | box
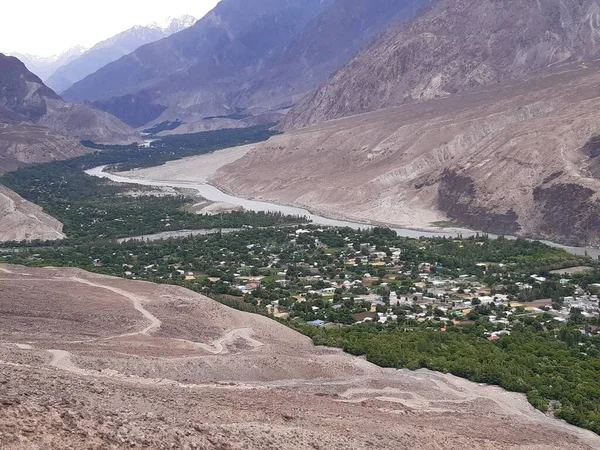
[173,328,264,354]
[66,277,161,336]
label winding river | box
[86,165,600,259]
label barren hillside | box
[285,0,600,129]
[0,186,65,241]
[0,120,86,174]
[215,61,600,246]
[0,53,138,144]
[0,264,597,449]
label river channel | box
[86,165,600,259]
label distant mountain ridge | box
[62,0,431,130]
[46,15,197,94]
[7,46,87,82]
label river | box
[86,165,600,259]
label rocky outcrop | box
[437,170,521,235]
[533,183,600,246]
[284,0,600,129]
[214,61,600,246]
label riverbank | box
[87,165,600,259]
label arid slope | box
[0,186,65,241]
[0,53,138,144]
[285,0,600,129]
[0,264,598,449]
[215,61,600,246]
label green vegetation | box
[0,161,303,242]
[430,220,461,228]
[82,124,280,171]
[294,323,600,434]
[142,120,183,135]
[0,125,299,242]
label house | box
[308,320,326,327]
[479,296,496,305]
[370,262,386,267]
[353,312,378,323]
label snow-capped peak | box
[149,14,197,34]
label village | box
[67,225,600,336]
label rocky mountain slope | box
[0,116,86,174]
[215,60,600,246]
[0,53,138,144]
[7,46,86,82]
[0,54,136,241]
[284,0,600,129]
[46,15,197,94]
[1,264,598,449]
[0,106,69,241]
[0,186,65,241]
[62,0,430,130]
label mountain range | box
[62,0,432,130]
[8,46,87,81]
[46,15,197,94]
[3,0,600,246]
[284,0,600,129]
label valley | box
[215,60,600,247]
[2,136,600,436]
[4,0,600,448]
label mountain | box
[0,56,88,173]
[284,0,600,129]
[0,53,138,145]
[46,15,197,94]
[230,0,434,119]
[7,46,86,81]
[160,14,197,34]
[215,60,600,246]
[62,0,430,130]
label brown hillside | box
[215,60,600,246]
[284,0,600,129]
[0,265,597,449]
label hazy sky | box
[1,0,220,57]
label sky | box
[0,0,220,57]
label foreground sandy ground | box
[0,264,598,449]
